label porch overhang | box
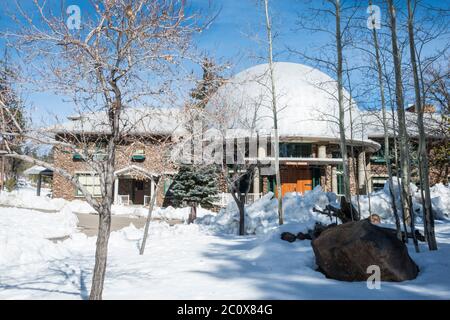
[245,157,343,166]
[114,165,178,179]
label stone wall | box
[53,141,175,206]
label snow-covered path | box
[1,206,450,299]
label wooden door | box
[297,168,312,193]
[133,180,145,205]
[279,166,312,197]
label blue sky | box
[0,0,448,125]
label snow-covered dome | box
[205,62,367,142]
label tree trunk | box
[188,205,197,224]
[263,0,283,225]
[89,207,112,300]
[407,0,437,250]
[140,178,162,255]
[335,0,352,214]
[387,0,419,252]
[369,0,402,240]
[238,193,245,235]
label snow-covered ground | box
[1,182,450,299]
[0,188,212,221]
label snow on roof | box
[205,62,369,143]
[362,110,444,139]
[23,165,53,176]
[51,107,186,136]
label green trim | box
[131,155,146,161]
[73,153,83,161]
[370,156,386,164]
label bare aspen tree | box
[333,0,353,213]
[2,0,203,299]
[368,0,401,240]
[263,0,283,225]
[406,0,437,250]
[386,0,419,252]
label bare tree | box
[1,0,202,299]
[406,0,437,250]
[262,0,283,225]
[368,0,401,240]
[290,0,363,219]
[386,0,419,252]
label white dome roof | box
[206,62,367,141]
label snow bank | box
[0,189,215,220]
[0,206,78,266]
[109,205,214,220]
[356,180,450,221]
[0,189,67,212]
[197,186,338,235]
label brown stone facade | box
[53,139,176,207]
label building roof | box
[362,110,444,139]
[51,107,186,137]
[205,62,373,145]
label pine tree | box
[170,165,220,215]
[173,58,224,222]
[190,58,224,108]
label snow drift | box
[356,179,450,221]
[197,186,339,235]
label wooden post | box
[114,177,119,204]
[37,173,42,196]
[0,155,4,193]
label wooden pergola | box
[23,165,54,196]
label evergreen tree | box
[170,164,220,209]
[172,58,225,222]
[190,58,224,108]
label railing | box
[214,192,263,207]
[117,195,130,206]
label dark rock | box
[297,232,310,240]
[311,222,337,239]
[311,219,419,282]
[281,232,297,243]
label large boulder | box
[311,219,419,282]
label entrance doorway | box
[280,166,312,196]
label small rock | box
[281,232,297,243]
[297,232,310,240]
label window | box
[76,173,101,197]
[370,148,386,164]
[164,178,173,194]
[312,167,321,188]
[337,165,344,195]
[279,143,312,158]
[93,142,108,161]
